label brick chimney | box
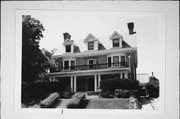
[127,22,136,35]
[63,32,71,41]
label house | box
[46,22,138,93]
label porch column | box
[70,76,73,92]
[74,76,77,92]
[52,77,55,82]
[125,73,128,79]
[120,73,123,79]
[98,74,101,87]
[94,75,97,92]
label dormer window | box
[110,31,123,48]
[88,41,94,50]
[66,45,71,53]
[113,38,120,47]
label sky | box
[28,10,161,78]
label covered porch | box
[47,68,130,92]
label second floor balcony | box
[49,62,129,73]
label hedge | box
[67,92,86,108]
[115,89,139,98]
[22,82,70,100]
[100,78,140,92]
[40,92,60,108]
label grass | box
[85,98,130,109]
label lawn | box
[85,98,130,109]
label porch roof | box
[46,67,131,77]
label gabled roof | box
[84,33,99,43]
[109,31,123,40]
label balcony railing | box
[50,62,128,73]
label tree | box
[22,15,48,83]
[41,48,57,72]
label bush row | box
[40,92,60,108]
[100,78,140,92]
[100,89,139,98]
[22,82,70,100]
[115,89,139,98]
[67,92,86,108]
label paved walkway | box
[56,99,72,108]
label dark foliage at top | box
[146,76,159,98]
[22,15,48,83]
[100,78,140,92]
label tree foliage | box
[41,48,57,70]
[22,15,47,83]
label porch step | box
[56,99,72,108]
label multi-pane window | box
[113,39,119,47]
[88,59,94,69]
[71,60,75,70]
[108,57,111,67]
[64,61,69,70]
[121,56,126,66]
[88,42,94,50]
[66,45,71,53]
[113,56,119,66]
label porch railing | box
[50,62,128,73]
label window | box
[122,73,125,79]
[66,45,71,53]
[88,41,94,50]
[64,61,69,70]
[121,56,126,66]
[113,38,119,47]
[108,57,111,67]
[88,59,94,69]
[71,60,75,70]
[113,56,119,66]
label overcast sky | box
[27,10,160,78]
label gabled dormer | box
[63,32,75,53]
[84,33,99,51]
[109,31,123,48]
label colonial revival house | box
[47,23,138,93]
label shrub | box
[100,91,115,98]
[40,92,60,108]
[67,92,86,108]
[100,78,140,93]
[115,89,139,98]
[128,96,142,109]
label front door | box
[76,76,94,92]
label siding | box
[75,55,107,70]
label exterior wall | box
[75,55,107,70]
[97,55,107,69]
[76,57,86,70]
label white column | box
[70,76,73,92]
[52,77,55,82]
[98,74,101,87]
[125,73,128,79]
[74,76,77,92]
[94,75,97,92]
[120,73,123,79]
